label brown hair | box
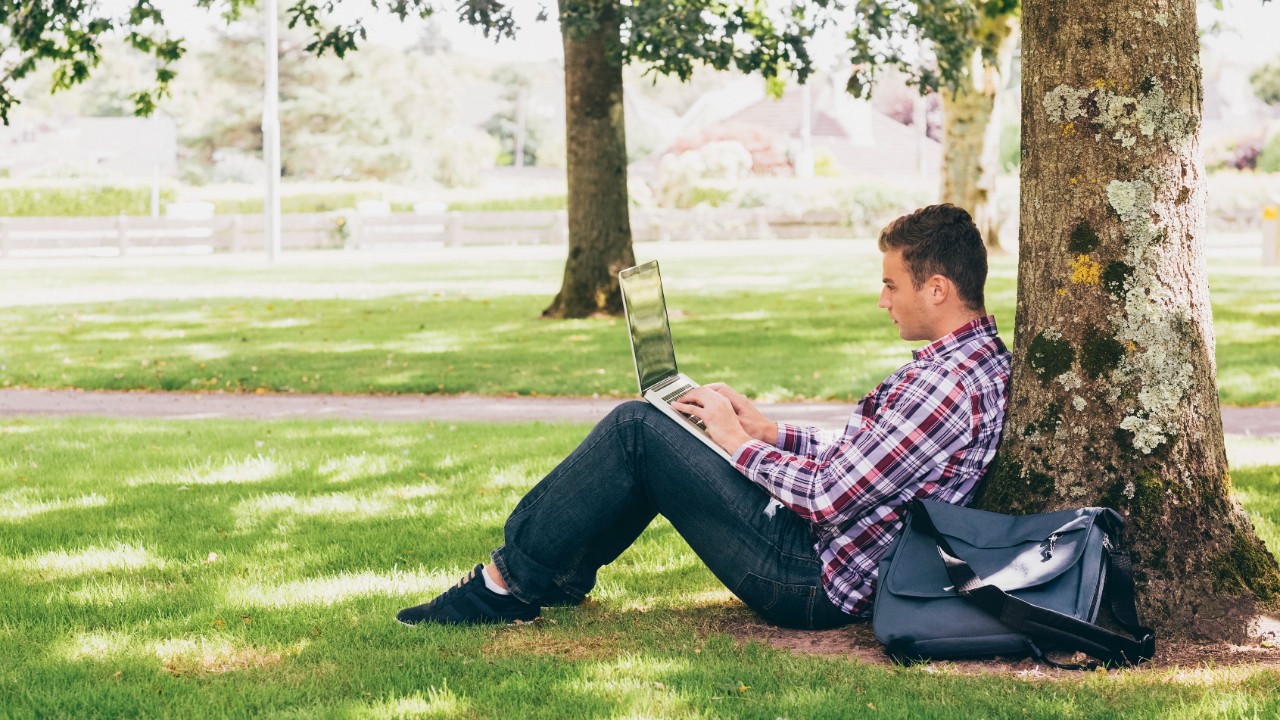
[877,203,988,310]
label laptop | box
[618,260,732,461]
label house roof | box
[633,83,941,180]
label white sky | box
[152,0,1279,68]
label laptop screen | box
[619,260,679,392]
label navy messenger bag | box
[872,499,1156,668]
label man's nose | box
[878,290,890,309]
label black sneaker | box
[396,564,540,626]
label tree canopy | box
[844,0,1016,96]
[0,1,851,125]
[1251,55,1280,106]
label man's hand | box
[670,387,753,454]
[704,383,777,445]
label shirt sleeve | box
[774,422,841,457]
[731,366,977,529]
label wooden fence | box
[0,208,852,257]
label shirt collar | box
[913,315,1000,361]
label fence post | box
[229,214,245,253]
[1263,206,1279,266]
[0,217,9,258]
[116,214,130,255]
[345,214,363,249]
[552,210,569,244]
[446,212,463,246]
[753,208,772,240]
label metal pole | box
[263,0,282,260]
[796,83,814,178]
[151,163,161,218]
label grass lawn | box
[0,242,1277,405]
[2,417,1278,719]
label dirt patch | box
[156,642,302,677]
[716,614,1280,678]
[482,610,628,662]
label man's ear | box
[926,274,950,305]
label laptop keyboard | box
[661,383,695,403]
[657,383,707,430]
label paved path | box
[1,388,1278,436]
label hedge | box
[0,185,176,217]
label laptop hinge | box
[647,374,682,394]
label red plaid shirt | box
[732,315,1011,617]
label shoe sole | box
[395,615,541,627]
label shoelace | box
[425,566,482,609]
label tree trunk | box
[544,1,635,319]
[940,14,1016,252]
[976,0,1279,641]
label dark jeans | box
[491,401,855,630]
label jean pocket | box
[733,572,816,629]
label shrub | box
[999,122,1021,172]
[210,192,383,215]
[0,183,176,217]
[431,128,499,188]
[667,124,791,176]
[813,149,843,178]
[655,142,755,208]
[646,176,930,234]
[1257,133,1280,173]
[1206,134,1264,172]
[447,195,567,212]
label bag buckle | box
[1041,533,1059,561]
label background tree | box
[974,0,1279,640]
[530,1,831,318]
[846,0,1017,251]
[937,1,1017,252]
[170,14,464,184]
[484,66,538,168]
[1250,54,1280,106]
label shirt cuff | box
[775,422,805,452]
[731,438,777,476]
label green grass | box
[2,417,1278,719]
[0,245,1277,405]
[446,194,567,212]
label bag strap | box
[907,499,1156,667]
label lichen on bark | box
[1105,177,1196,453]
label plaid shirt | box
[732,315,1011,617]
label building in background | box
[0,116,177,180]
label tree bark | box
[544,1,635,319]
[976,0,1279,641]
[940,13,1016,252]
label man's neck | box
[929,309,988,343]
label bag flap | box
[883,501,1101,598]
[915,500,1098,548]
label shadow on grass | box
[5,418,1280,717]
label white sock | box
[482,566,511,595]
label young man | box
[397,204,1012,629]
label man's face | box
[879,249,933,342]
